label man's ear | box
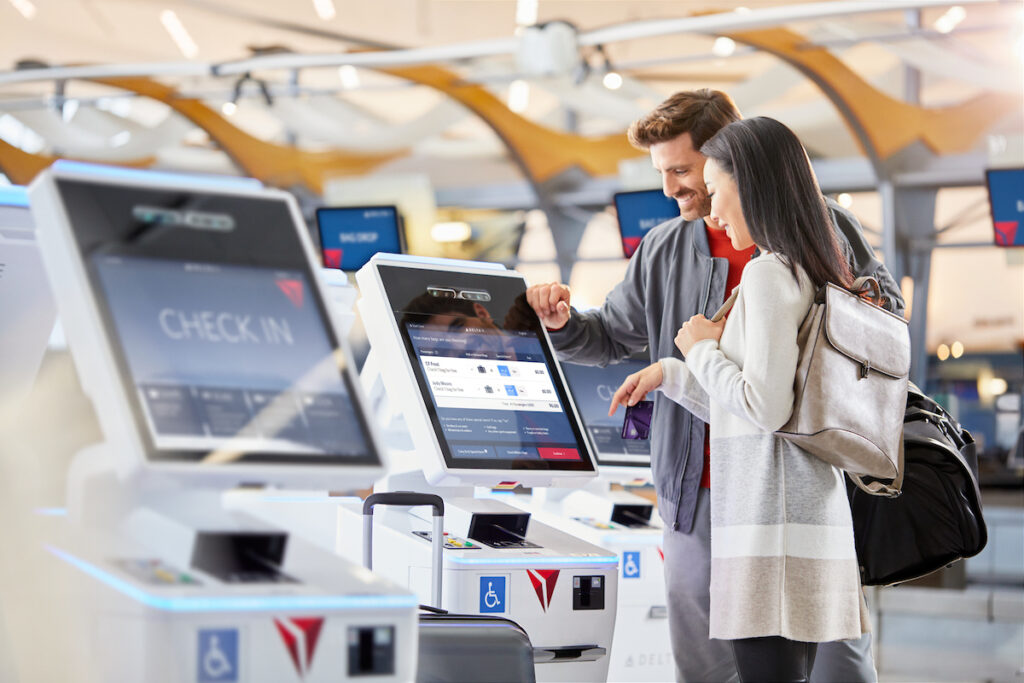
[472,302,493,322]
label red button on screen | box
[538,447,581,461]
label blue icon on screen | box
[498,365,511,376]
[505,385,518,396]
[480,576,506,613]
[623,551,641,579]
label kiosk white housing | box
[27,162,418,683]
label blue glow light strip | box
[0,185,29,207]
[47,545,418,613]
[369,253,507,271]
[51,160,263,192]
[33,507,68,516]
[448,554,618,566]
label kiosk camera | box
[28,162,418,683]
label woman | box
[610,117,870,683]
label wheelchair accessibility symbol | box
[197,628,238,682]
[623,551,641,579]
[479,575,507,613]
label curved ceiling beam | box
[380,64,643,185]
[93,77,400,193]
[0,137,154,185]
[727,27,1019,164]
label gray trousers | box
[663,486,877,683]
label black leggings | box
[731,636,818,683]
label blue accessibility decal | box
[479,575,507,613]
[622,551,641,579]
[197,628,238,682]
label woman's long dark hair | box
[700,117,853,290]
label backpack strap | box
[848,427,905,498]
[710,287,740,323]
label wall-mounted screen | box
[613,190,680,258]
[986,168,1024,247]
[561,359,652,468]
[317,205,404,270]
[375,264,597,474]
[55,179,380,467]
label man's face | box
[649,132,712,222]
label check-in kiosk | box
[510,360,674,681]
[241,255,619,682]
[28,162,418,683]
[354,255,618,682]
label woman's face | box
[704,158,755,251]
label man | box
[526,89,903,683]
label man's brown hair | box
[627,89,741,151]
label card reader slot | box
[533,645,606,663]
[191,532,296,584]
[467,513,541,549]
[610,505,653,529]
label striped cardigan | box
[659,253,870,643]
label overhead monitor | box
[613,189,680,258]
[985,168,1024,247]
[28,162,385,488]
[356,255,598,487]
[0,186,57,423]
[316,205,405,271]
[561,359,652,471]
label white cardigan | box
[659,253,869,643]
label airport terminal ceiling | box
[0,0,1022,358]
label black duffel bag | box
[848,385,988,586]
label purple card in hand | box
[621,400,653,440]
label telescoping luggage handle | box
[363,492,445,609]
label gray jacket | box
[549,199,904,533]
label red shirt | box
[701,225,757,489]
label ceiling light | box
[312,0,335,21]
[602,71,623,90]
[515,0,538,26]
[735,7,751,13]
[160,9,199,59]
[221,101,237,116]
[9,0,36,20]
[61,99,79,123]
[431,221,472,243]
[508,79,530,113]
[338,65,360,89]
[951,340,964,358]
[988,377,1008,396]
[712,37,736,57]
[837,192,853,209]
[934,5,966,34]
[937,343,950,361]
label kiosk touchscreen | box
[613,189,680,258]
[0,186,57,425]
[357,256,598,487]
[27,163,417,683]
[317,205,405,271]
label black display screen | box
[377,265,596,473]
[56,178,379,466]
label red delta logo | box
[322,248,343,269]
[274,617,324,678]
[527,569,560,612]
[276,279,304,308]
[994,221,1019,246]
[622,237,643,258]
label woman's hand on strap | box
[608,362,664,416]
[674,315,725,357]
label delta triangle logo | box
[526,569,559,612]
[274,617,324,678]
[276,279,304,308]
[994,221,1019,246]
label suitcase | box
[362,492,537,683]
